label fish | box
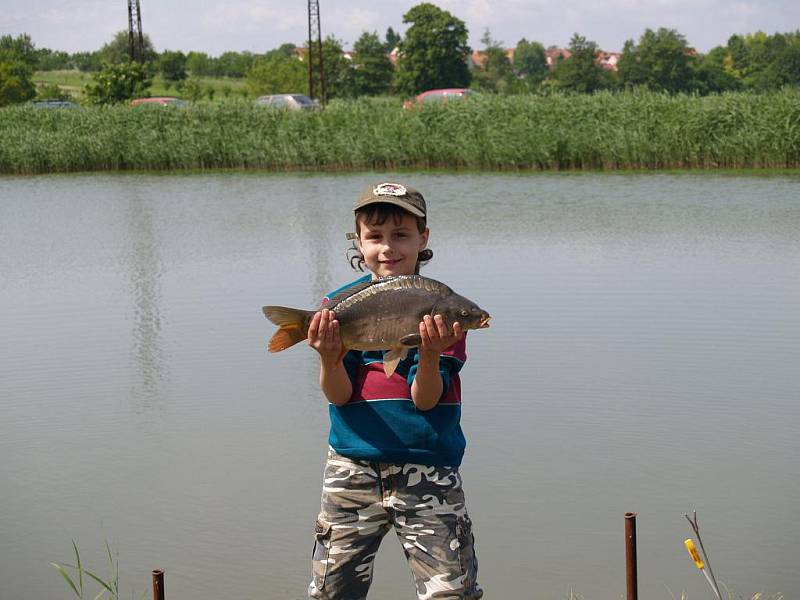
[262,275,491,377]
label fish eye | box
[460,309,468,317]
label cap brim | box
[353,197,425,218]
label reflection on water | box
[0,172,798,600]
[125,196,167,409]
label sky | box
[3,0,799,56]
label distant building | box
[469,48,516,68]
[596,51,621,71]
[545,47,622,71]
[545,47,571,68]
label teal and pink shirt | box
[324,276,467,467]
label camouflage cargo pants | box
[308,449,482,600]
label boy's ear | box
[419,227,430,249]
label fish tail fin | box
[262,306,315,353]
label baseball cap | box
[353,182,426,218]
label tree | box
[551,33,609,93]
[0,59,36,106]
[395,3,471,95]
[213,51,255,78]
[246,53,306,95]
[72,51,103,72]
[617,28,694,92]
[472,29,512,92]
[512,38,548,91]
[690,46,741,93]
[160,50,187,83]
[384,27,401,52]
[34,48,72,71]
[0,33,37,68]
[186,51,211,76]
[85,61,152,104]
[306,36,354,100]
[351,31,394,96]
[98,31,157,65]
[182,78,205,103]
[727,31,800,90]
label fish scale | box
[263,275,490,377]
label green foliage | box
[181,78,204,102]
[351,31,394,96]
[214,51,256,78]
[85,62,152,105]
[98,31,157,65]
[551,33,611,93]
[385,27,402,53]
[3,90,800,173]
[246,54,306,96]
[617,28,694,92]
[512,39,548,91]
[34,47,72,70]
[0,60,36,106]
[36,82,71,101]
[186,51,211,76]
[726,31,800,90]
[50,540,143,600]
[306,36,354,100]
[395,2,471,95]
[159,50,187,82]
[691,47,741,94]
[0,33,38,67]
[72,51,103,73]
[473,29,513,93]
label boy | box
[306,182,482,600]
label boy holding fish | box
[263,182,488,599]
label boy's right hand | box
[308,309,346,365]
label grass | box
[32,70,249,101]
[2,89,799,174]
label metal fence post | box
[625,512,638,600]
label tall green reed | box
[1,90,798,174]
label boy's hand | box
[418,314,463,356]
[308,309,346,366]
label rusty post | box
[152,569,164,600]
[625,512,638,600]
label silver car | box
[255,94,319,110]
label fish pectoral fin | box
[382,347,408,378]
[399,333,422,347]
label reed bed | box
[1,90,799,174]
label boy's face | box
[356,212,429,278]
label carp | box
[262,275,490,377]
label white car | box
[255,94,319,110]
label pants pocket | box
[311,518,333,590]
[456,515,480,597]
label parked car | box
[255,94,319,110]
[403,88,478,109]
[31,100,80,109]
[130,97,188,107]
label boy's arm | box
[308,310,352,406]
[411,314,463,411]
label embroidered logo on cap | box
[373,182,407,197]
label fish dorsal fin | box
[323,277,377,309]
[382,347,408,378]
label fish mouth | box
[478,314,491,328]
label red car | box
[130,97,188,107]
[403,88,478,109]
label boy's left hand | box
[418,314,463,356]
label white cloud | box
[2,0,798,54]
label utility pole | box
[307,0,325,105]
[128,0,144,63]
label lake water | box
[1,172,798,600]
